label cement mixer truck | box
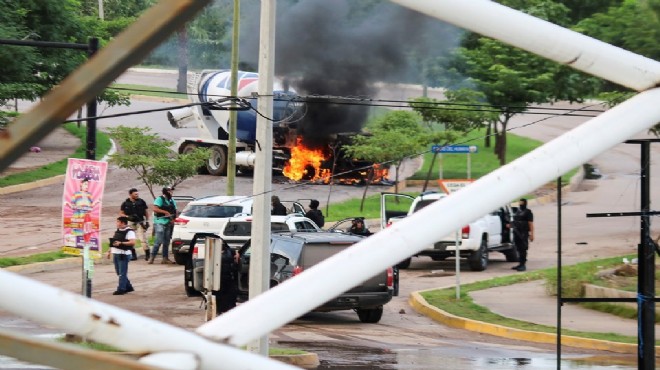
[167,70,301,175]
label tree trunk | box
[176,28,189,93]
[360,167,375,212]
[394,161,401,194]
[485,121,492,148]
[494,118,509,166]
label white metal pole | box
[198,88,660,346]
[248,0,276,357]
[97,0,104,20]
[389,0,660,92]
[0,270,298,370]
[454,230,460,299]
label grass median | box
[421,254,658,345]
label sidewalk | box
[0,126,79,176]
[410,279,659,355]
[0,126,80,195]
[471,279,659,338]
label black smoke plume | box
[240,0,460,147]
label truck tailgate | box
[301,244,388,293]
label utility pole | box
[81,38,99,299]
[248,0,275,357]
[227,0,240,195]
[577,139,660,370]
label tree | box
[575,0,660,73]
[0,0,132,118]
[410,89,499,134]
[574,0,660,135]
[442,0,600,165]
[343,110,455,195]
[107,126,209,200]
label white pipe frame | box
[1,0,659,368]
[198,88,660,345]
[0,270,299,370]
[390,0,660,92]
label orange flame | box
[283,138,331,182]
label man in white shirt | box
[108,216,137,295]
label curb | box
[271,353,320,369]
[5,257,81,274]
[0,175,66,196]
[409,290,659,355]
[0,137,116,196]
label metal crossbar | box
[1,0,659,369]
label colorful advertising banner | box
[62,158,107,258]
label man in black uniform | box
[510,198,534,272]
[120,188,150,261]
[216,242,239,314]
[271,195,287,216]
[305,199,325,228]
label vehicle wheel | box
[174,251,189,266]
[238,166,254,176]
[356,307,383,323]
[184,262,201,297]
[502,246,520,262]
[468,238,489,272]
[396,257,411,269]
[182,143,208,174]
[207,145,227,176]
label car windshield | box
[225,221,289,236]
[181,205,244,218]
[241,237,302,265]
[413,199,437,213]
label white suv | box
[381,191,516,271]
[171,195,254,264]
[219,214,321,249]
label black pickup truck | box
[237,232,395,323]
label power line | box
[107,86,606,115]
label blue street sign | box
[432,145,478,154]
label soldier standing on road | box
[271,195,287,216]
[149,186,177,265]
[216,241,239,314]
[108,216,136,295]
[120,188,150,261]
[510,198,534,272]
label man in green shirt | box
[149,186,177,264]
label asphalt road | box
[2,69,656,369]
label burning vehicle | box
[166,70,388,185]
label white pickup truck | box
[380,191,518,271]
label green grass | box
[0,241,113,268]
[0,251,77,268]
[411,128,540,180]
[421,254,659,344]
[324,192,419,222]
[411,128,578,186]
[109,83,187,100]
[0,122,112,188]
